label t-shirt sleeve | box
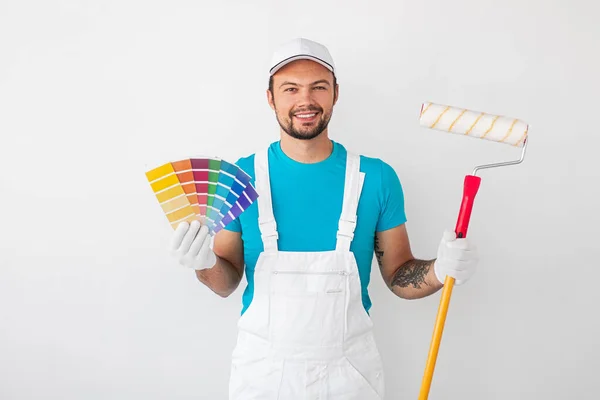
[223,216,242,232]
[376,160,407,232]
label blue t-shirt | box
[225,140,407,315]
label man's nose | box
[296,88,314,106]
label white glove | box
[433,230,478,286]
[170,220,217,271]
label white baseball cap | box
[269,38,336,76]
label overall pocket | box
[269,270,348,348]
[336,355,384,399]
[229,353,284,400]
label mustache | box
[290,105,322,115]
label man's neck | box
[279,131,333,164]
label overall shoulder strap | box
[336,152,364,252]
[254,147,278,252]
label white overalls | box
[228,148,385,399]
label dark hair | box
[268,74,337,94]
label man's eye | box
[284,88,296,92]
[314,86,326,90]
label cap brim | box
[269,55,334,75]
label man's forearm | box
[389,258,443,299]
[195,256,243,298]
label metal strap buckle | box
[259,219,278,239]
[337,217,357,240]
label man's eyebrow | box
[279,81,298,88]
[279,79,332,89]
[311,79,331,86]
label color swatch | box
[145,157,258,235]
[145,162,198,230]
[213,163,259,232]
[171,159,200,220]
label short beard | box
[275,104,332,141]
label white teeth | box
[296,113,316,118]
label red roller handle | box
[455,175,482,238]
[418,174,481,399]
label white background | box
[1,0,598,399]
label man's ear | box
[266,89,275,111]
[333,84,339,106]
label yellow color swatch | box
[145,162,197,229]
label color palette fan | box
[145,157,258,235]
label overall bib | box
[228,148,385,399]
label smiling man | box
[169,38,479,399]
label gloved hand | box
[433,230,478,286]
[170,220,217,271]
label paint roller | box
[417,102,529,399]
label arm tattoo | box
[391,259,433,289]
[374,236,384,269]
